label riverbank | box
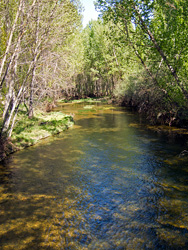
[0,110,74,162]
[0,97,111,162]
[116,93,188,128]
[1,96,188,162]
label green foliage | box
[74,19,137,97]
[0,0,83,139]
[11,111,74,148]
[1,0,188,140]
[94,0,188,125]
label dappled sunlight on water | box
[0,103,188,249]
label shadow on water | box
[0,103,188,249]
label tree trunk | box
[29,1,40,119]
[0,0,23,84]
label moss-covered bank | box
[0,111,74,161]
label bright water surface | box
[0,102,188,249]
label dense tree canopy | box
[0,0,82,137]
[94,0,188,124]
[1,0,188,142]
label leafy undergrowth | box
[11,110,74,149]
[58,97,110,104]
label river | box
[0,102,188,249]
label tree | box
[74,19,135,97]
[95,0,188,110]
[0,0,83,138]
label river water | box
[0,102,188,249]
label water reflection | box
[0,103,188,249]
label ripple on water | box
[0,103,188,249]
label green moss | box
[83,105,95,109]
[58,97,109,104]
[11,111,74,149]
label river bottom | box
[0,103,188,249]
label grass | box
[58,97,110,104]
[11,110,74,149]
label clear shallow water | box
[0,103,188,249]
